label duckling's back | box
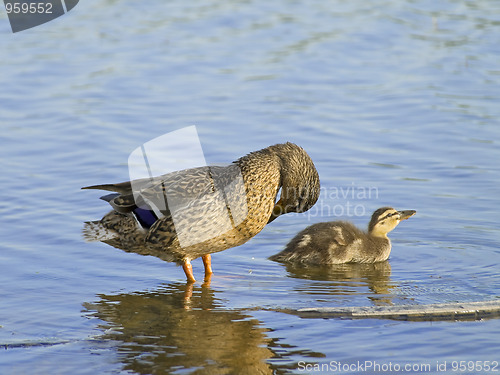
[270,221,366,264]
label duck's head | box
[368,207,416,238]
[267,143,320,223]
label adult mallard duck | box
[83,142,320,282]
[270,207,415,264]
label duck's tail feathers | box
[81,181,132,194]
[82,220,118,242]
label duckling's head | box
[267,143,320,223]
[368,207,416,238]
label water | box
[1,0,500,373]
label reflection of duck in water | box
[83,143,320,282]
[84,283,275,374]
[85,283,325,374]
[280,262,396,306]
[270,207,415,264]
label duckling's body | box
[270,207,415,265]
[83,143,320,282]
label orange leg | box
[202,254,213,286]
[182,259,196,283]
[202,254,213,277]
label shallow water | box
[1,0,500,374]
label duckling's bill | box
[398,210,416,221]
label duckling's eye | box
[377,212,399,223]
[379,213,392,221]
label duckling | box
[269,207,415,264]
[83,142,320,282]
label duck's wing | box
[146,164,247,247]
[138,164,243,214]
[83,164,244,218]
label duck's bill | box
[398,210,416,220]
[268,199,285,223]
